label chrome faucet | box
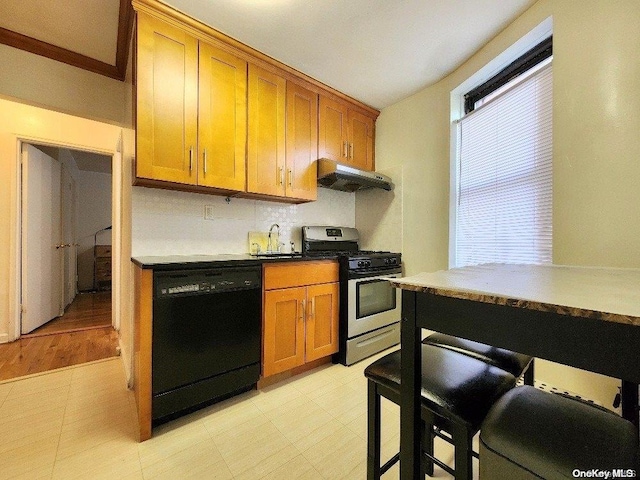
[267,224,280,253]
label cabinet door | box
[286,82,318,201]
[305,282,340,362]
[198,41,247,191]
[347,110,375,171]
[263,287,306,376]
[247,65,286,196]
[318,96,348,162]
[136,12,198,185]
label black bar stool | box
[423,332,535,385]
[365,344,517,480]
[480,385,639,479]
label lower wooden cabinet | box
[262,261,339,377]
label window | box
[453,38,553,267]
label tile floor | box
[0,350,476,479]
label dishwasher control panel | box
[155,267,261,298]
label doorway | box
[20,143,114,338]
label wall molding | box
[0,0,133,82]
[0,333,8,344]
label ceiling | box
[0,0,535,109]
[0,0,132,80]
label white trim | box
[449,16,553,269]
[0,333,8,344]
[12,136,122,342]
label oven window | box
[357,279,396,318]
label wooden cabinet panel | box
[247,65,286,197]
[263,261,339,290]
[286,82,318,201]
[348,110,374,171]
[263,287,306,376]
[318,96,348,162]
[198,42,247,191]
[305,282,339,362]
[136,12,198,185]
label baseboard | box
[0,333,9,344]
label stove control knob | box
[365,260,372,267]
[358,260,365,267]
[391,258,398,265]
[384,258,390,265]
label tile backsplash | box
[132,186,355,256]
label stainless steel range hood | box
[317,158,393,192]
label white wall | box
[77,170,112,291]
[132,186,355,256]
[372,0,640,407]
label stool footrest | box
[423,450,455,476]
[380,453,400,475]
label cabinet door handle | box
[288,169,293,187]
[203,149,208,176]
[300,299,306,321]
[309,297,315,319]
[343,141,348,158]
[189,146,193,172]
[349,143,353,159]
[279,166,284,185]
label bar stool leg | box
[420,422,435,476]
[367,380,382,480]
[452,425,473,480]
[523,360,534,386]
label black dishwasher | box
[152,265,261,424]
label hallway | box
[25,292,112,337]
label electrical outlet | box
[204,205,215,220]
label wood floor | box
[0,327,119,381]
[0,292,117,382]
[25,291,112,337]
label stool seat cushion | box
[423,333,533,378]
[364,345,516,431]
[480,386,639,478]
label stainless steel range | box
[302,226,401,365]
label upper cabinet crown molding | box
[131,0,379,119]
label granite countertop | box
[390,263,640,327]
[131,253,339,270]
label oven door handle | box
[348,272,402,283]
[348,269,402,281]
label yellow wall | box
[0,44,127,126]
[0,99,126,343]
[374,0,640,406]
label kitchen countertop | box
[131,253,339,270]
[390,263,640,326]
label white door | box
[21,144,63,334]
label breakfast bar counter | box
[390,263,640,479]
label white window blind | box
[455,63,552,267]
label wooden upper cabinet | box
[347,110,374,171]
[319,95,376,171]
[133,2,379,199]
[198,42,247,191]
[247,65,286,197]
[136,12,198,185]
[318,96,348,162]
[286,82,318,201]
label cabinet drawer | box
[264,261,339,290]
[95,245,112,257]
[96,258,111,270]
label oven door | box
[347,271,402,338]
